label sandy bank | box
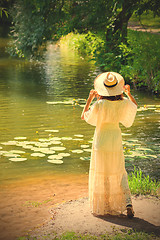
[30,196,160,239]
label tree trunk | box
[113,4,134,43]
[106,0,135,44]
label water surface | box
[0,39,160,184]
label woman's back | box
[84,98,137,129]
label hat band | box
[103,81,118,88]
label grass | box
[129,11,160,29]
[17,229,159,240]
[128,167,160,196]
[23,198,54,208]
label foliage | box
[60,31,105,58]
[128,167,160,196]
[120,30,160,92]
[0,7,8,18]
[0,0,15,21]
[8,0,68,58]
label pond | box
[0,38,160,185]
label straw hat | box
[94,72,125,96]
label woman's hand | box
[124,84,130,95]
[81,89,99,120]
[88,89,99,101]
[123,84,137,106]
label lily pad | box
[136,147,153,152]
[50,140,61,145]
[81,145,89,148]
[121,133,132,136]
[80,157,90,161]
[73,138,83,141]
[45,130,59,132]
[31,147,40,152]
[127,139,139,142]
[50,137,61,141]
[47,159,63,164]
[146,155,157,159]
[58,153,70,157]
[130,152,148,158]
[125,143,140,146]
[40,149,55,154]
[137,107,148,112]
[22,145,33,149]
[0,151,8,155]
[146,105,156,107]
[72,150,83,154]
[14,137,27,140]
[46,100,73,105]
[3,153,20,158]
[61,137,72,140]
[83,149,92,152]
[50,146,66,151]
[1,141,17,146]
[74,134,83,138]
[9,158,27,162]
[31,153,45,157]
[10,150,26,154]
[39,138,50,142]
[48,155,63,160]
[35,142,50,147]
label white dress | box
[84,98,137,215]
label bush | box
[120,30,160,93]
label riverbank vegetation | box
[128,168,160,196]
[60,30,160,93]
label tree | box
[8,0,160,58]
[9,0,66,57]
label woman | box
[81,72,137,218]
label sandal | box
[126,204,134,219]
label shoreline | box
[0,173,88,240]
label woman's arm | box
[81,89,99,120]
[124,85,138,106]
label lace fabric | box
[89,150,132,215]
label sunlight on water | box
[0,39,160,184]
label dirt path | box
[30,196,160,239]
[128,21,160,34]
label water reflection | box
[44,44,99,100]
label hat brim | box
[94,72,125,96]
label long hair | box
[99,94,124,101]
